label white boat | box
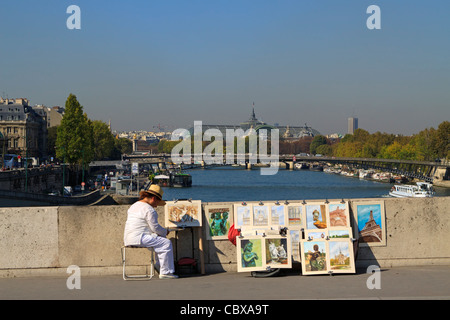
[389,182,435,198]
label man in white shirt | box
[123,184,178,279]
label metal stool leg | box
[122,246,155,281]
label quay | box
[0,196,449,303]
[1,197,449,276]
[1,265,449,300]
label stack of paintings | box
[300,201,356,275]
[236,235,292,272]
[232,199,369,275]
[234,202,293,272]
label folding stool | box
[121,245,155,281]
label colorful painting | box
[165,200,202,227]
[306,230,327,240]
[270,205,286,226]
[301,240,328,275]
[329,228,352,239]
[265,236,292,268]
[253,205,269,227]
[328,239,355,273]
[237,236,265,272]
[287,205,304,227]
[352,201,386,246]
[205,204,233,240]
[328,202,349,228]
[234,204,252,228]
[305,204,327,230]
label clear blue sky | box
[1,0,449,135]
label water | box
[162,167,450,202]
[1,167,448,207]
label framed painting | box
[287,204,305,229]
[352,200,386,246]
[300,239,328,275]
[252,205,270,227]
[305,203,328,230]
[204,204,233,240]
[328,228,352,239]
[264,235,292,269]
[234,203,253,229]
[328,239,355,274]
[289,229,302,263]
[305,230,328,241]
[270,204,287,227]
[237,236,266,272]
[328,202,350,228]
[165,200,202,227]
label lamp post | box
[24,129,28,192]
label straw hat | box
[141,184,166,205]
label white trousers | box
[140,234,175,275]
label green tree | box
[92,120,115,160]
[433,121,450,159]
[46,126,58,159]
[55,94,94,165]
[310,135,327,155]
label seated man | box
[123,184,178,279]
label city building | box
[189,105,321,139]
[0,97,48,161]
[348,117,358,134]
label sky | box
[1,0,449,135]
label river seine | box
[163,167,450,202]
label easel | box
[167,199,205,275]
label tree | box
[46,126,58,159]
[433,121,450,159]
[55,94,94,165]
[92,120,115,160]
[310,135,327,155]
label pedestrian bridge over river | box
[93,154,450,184]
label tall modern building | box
[348,117,358,134]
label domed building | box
[189,103,321,139]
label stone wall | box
[0,196,449,278]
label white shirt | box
[123,201,168,246]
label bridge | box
[109,153,450,184]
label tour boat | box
[388,182,435,198]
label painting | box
[165,200,202,227]
[234,204,252,228]
[270,205,286,226]
[305,204,327,230]
[237,236,266,272]
[352,201,386,246]
[287,204,304,228]
[305,230,327,240]
[328,228,352,239]
[253,205,269,227]
[328,202,350,228]
[328,239,355,274]
[205,204,233,240]
[264,236,292,269]
[289,229,301,263]
[301,240,328,275]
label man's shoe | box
[159,273,179,279]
